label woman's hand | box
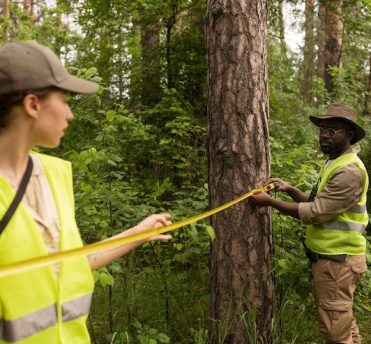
[89,214,173,270]
[132,213,172,242]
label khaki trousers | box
[311,255,367,344]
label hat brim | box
[56,75,99,94]
[309,115,366,144]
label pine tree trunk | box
[323,0,343,96]
[206,1,273,343]
[301,0,315,103]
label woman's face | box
[32,90,73,148]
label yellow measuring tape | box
[0,182,277,278]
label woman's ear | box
[22,94,40,119]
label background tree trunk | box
[3,0,10,42]
[206,1,273,343]
[301,0,315,103]
[363,52,371,116]
[165,2,180,90]
[315,1,326,81]
[140,20,161,106]
[23,0,31,16]
[277,0,287,56]
[323,0,343,96]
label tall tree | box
[23,0,34,18]
[165,1,181,89]
[3,0,10,42]
[140,19,161,106]
[301,0,315,103]
[315,0,326,80]
[206,1,273,343]
[323,0,343,96]
[277,0,287,56]
[364,52,371,115]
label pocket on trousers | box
[319,299,352,312]
[350,264,367,275]
[319,299,352,329]
[351,265,367,285]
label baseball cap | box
[0,41,99,95]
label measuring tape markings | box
[0,182,277,278]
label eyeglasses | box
[318,127,345,137]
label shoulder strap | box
[0,156,34,234]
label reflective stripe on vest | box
[317,220,366,231]
[348,204,367,214]
[0,293,92,342]
[0,305,56,342]
[62,293,92,322]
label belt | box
[315,252,347,263]
[302,242,347,263]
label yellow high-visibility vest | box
[0,153,94,343]
[306,153,369,255]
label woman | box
[0,41,171,344]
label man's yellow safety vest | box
[306,152,369,255]
[0,154,94,343]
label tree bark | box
[206,1,273,343]
[3,0,10,42]
[363,52,371,116]
[277,0,287,56]
[141,20,161,105]
[165,3,180,90]
[316,1,326,80]
[323,0,343,96]
[301,0,315,103]
[23,0,31,16]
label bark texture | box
[206,1,273,343]
[323,0,343,96]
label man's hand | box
[265,177,291,192]
[250,191,274,206]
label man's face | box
[318,119,353,158]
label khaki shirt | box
[23,155,60,274]
[298,146,365,225]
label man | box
[251,103,368,344]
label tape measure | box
[0,182,278,278]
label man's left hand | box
[250,191,273,206]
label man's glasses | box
[318,127,345,137]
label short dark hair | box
[0,87,60,129]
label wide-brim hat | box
[309,103,366,144]
[0,41,99,95]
